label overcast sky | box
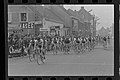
[63,5,114,30]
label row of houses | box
[8,5,97,37]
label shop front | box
[49,26,60,37]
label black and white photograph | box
[119,5,120,75]
[8,5,114,76]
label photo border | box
[4,0,119,80]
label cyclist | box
[36,37,46,60]
[81,37,86,53]
[28,37,36,55]
[88,36,92,51]
[103,36,107,49]
[92,37,96,49]
[107,36,110,46]
[52,36,58,54]
[64,37,71,54]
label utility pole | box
[42,5,45,37]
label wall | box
[8,5,36,36]
[42,19,64,36]
[72,18,79,31]
[78,7,93,23]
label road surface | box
[8,40,114,76]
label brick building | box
[67,9,85,36]
[8,5,39,36]
[8,5,64,37]
[34,5,64,36]
[78,7,94,37]
[48,5,73,36]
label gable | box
[78,8,93,22]
[67,9,84,23]
[44,7,63,24]
[8,5,34,13]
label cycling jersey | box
[53,38,57,44]
[88,37,91,42]
[64,38,70,44]
[76,38,80,43]
[93,38,95,42]
[37,39,43,49]
[103,37,107,41]
[108,36,110,39]
[82,38,85,43]
[30,39,35,47]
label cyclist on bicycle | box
[88,36,92,51]
[103,36,107,48]
[107,35,110,46]
[64,37,71,54]
[81,37,86,53]
[28,37,36,54]
[36,37,46,60]
[52,36,58,54]
[75,37,81,54]
[92,37,96,49]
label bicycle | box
[36,47,46,65]
[53,43,58,55]
[28,47,37,62]
[63,43,70,55]
[103,40,107,50]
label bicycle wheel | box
[28,49,34,62]
[76,45,79,55]
[54,45,57,55]
[37,51,45,65]
[33,50,37,61]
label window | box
[8,12,12,23]
[20,13,27,22]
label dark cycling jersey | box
[53,38,57,44]
[76,38,80,43]
[82,38,85,43]
[88,37,91,42]
[103,37,107,41]
[108,36,110,39]
[93,38,95,42]
[64,38,70,44]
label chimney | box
[81,6,84,9]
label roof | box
[34,5,63,24]
[49,5,72,28]
[78,7,93,22]
[8,5,34,13]
[27,5,43,20]
[44,7,64,24]
[67,9,84,23]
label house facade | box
[78,7,95,37]
[8,5,64,37]
[8,5,39,36]
[33,5,64,36]
[48,5,73,36]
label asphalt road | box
[8,40,114,76]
